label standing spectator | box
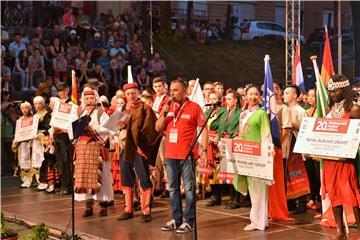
[148,52,166,77]
[77,8,91,44]
[136,67,150,92]
[13,50,30,90]
[29,48,46,89]
[65,53,76,85]
[52,53,67,82]
[9,34,27,58]
[62,7,78,30]
[49,38,65,59]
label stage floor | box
[1,176,359,240]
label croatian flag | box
[262,55,281,149]
[292,40,305,92]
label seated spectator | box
[9,34,27,58]
[96,49,110,74]
[47,25,65,44]
[106,31,119,50]
[136,67,150,92]
[29,48,46,89]
[28,37,45,55]
[84,51,96,74]
[87,32,104,53]
[18,26,30,47]
[109,40,125,58]
[77,8,91,44]
[49,38,65,59]
[65,52,76,84]
[76,63,89,87]
[148,52,166,77]
[108,58,122,96]
[65,30,80,55]
[13,50,30,90]
[129,33,143,66]
[1,58,12,92]
[75,51,86,70]
[32,26,45,45]
[88,64,106,84]
[62,7,78,30]
[1,25,10,43]
[52,53,67,82]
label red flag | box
[292,41,305,91]
[321,25,335,86]
[71,70,78,104]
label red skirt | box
[322,160,360,207]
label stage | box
[1,176,359,239]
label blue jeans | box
[166,159,195,227]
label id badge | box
[169,128,178,143]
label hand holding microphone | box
[162,97,172,117]
[204,101,222,107]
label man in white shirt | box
[283,84,308,214]
[152,77,170,198]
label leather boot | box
[83,199,94,217]
[333,206,345,239]
[99,202,108,217]
[140,188,152,223]
[117,187,134,220]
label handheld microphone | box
[204,101,222,107]
[167,97,173,106]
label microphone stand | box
[184,104,217,240]
[61,106,95,240]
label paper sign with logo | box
[220,138,274,181]
[294,117,360,159]
[50,102,78,131]
[14,115,39,142]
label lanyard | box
[173,101,188,127]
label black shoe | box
[160,190,169,198]
[99,208,108,217]
[117,212,134,221]
[82,209,93,217]
[292,201,307,214]
[133,202,141,211]
[206,199,221,207]
[229,201,241,209]
[139,214,152,223]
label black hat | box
[85,78,104,88]
[56,82,69,91]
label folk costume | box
[73,90,113,217]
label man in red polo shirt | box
[156,79,208,233]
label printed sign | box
[14,115,39,142]
[50,102,78,130]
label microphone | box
[204,101,222,107]
[167,97,173,106]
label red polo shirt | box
[164,99,205,160]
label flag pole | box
[337,0,342,74]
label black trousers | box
[304,158,321,201]
[54,133,72,191]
